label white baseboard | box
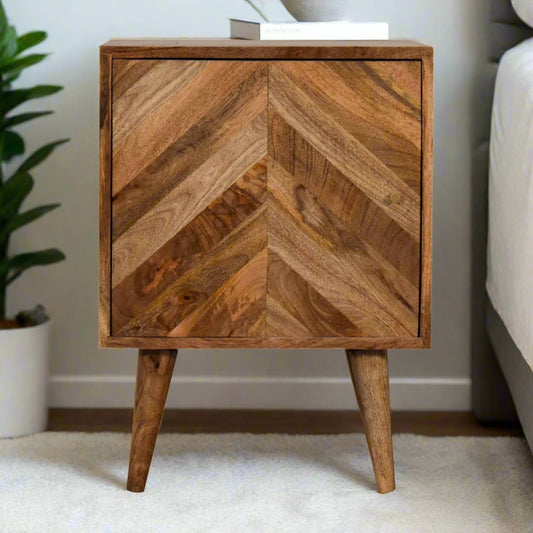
[49,375,471,410]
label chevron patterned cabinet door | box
[110,59,269,338]
[101,43,432,348]
[267,60,422,339]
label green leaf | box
[0,4,7,38]
[16,31,47,55]
[0,26,17,66]
[2,69,20,88]
[0,171,33,219]
[17,138,68,173]
[2,110,53,128]
[5,248,65,285]
[2,130,24,161]
[3,203,60,235]
[0,85,63,115]
[0,53,48,75]
[9,248,66,269]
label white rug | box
[0,433,532,533]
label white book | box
[230,19,389,41]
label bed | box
[484,0,533,451]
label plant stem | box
[243,0,269,21]
[0,219,8,320]
[0,153,4,319]
[0,280,5,321]
[0,134,4,186]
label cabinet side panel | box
[267,60,422,339]
[99,52,112,345]
[420,54,434,346]
[110,59,269,338]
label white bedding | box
[487,37,533,371]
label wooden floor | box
[47,409,523,437]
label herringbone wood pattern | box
[110,59,422,339]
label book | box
[230,19,389,41]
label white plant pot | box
[280,0,351,21]
[0,320,50,438]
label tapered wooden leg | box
[346,349,395,494]
[127,349,177,492]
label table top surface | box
[101,39,432,60]
[102,38,429,48]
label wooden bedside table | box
[99,39,433,494]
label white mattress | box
[487,37,533,371]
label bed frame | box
[487,302,533,449]
[474,0,533,450]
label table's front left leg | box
[127,349,177,492]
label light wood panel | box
[267,60,421,339]
[112,116,267,286]
[269,62,421,240]
[111,60,268,338]
[112,66,267,240]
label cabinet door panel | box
[111,60,268,337]
[267,60,421,338]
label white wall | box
[4,0,489,410]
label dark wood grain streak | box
[127,349,177,492]
[358,61,421,116]
[112,59,157,102]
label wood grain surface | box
[420,56,434,345]
[48,409,523,437]
[99,53,112,341]
[111,60,268,338]
[103,336,425,350]
[127,349,177,492]
[267,60,421,338]
[101,49,432,348]
[101,39,432,61]
[346,349,395,494]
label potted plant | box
[0,2,67,438]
